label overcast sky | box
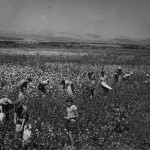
[0,0,150,38]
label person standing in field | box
[61,80,75,96]
[18,77,32,101]
[64,97,79,150]
[14,100,29,143]
[114,67,123,83]
[0,97,14,122]
[82,72,96,98]
[100,70,112,95]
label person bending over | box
[38,79,50,94]
[14,100,29,142]
[0,97,14,122]
[18,77,32,100]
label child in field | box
[64,97,79,150]
[18,77,32,101]
[0,97,14,122]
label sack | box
[23,123,32,144]
[101,82,112,90]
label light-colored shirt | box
[66,105,77,118]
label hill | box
[0,30,150,46]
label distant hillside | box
[0,31,88,43]
[0,36,23,41]
[0,30,150,45]
[112,37,150,45]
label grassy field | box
[0,47,150,150]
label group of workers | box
[0,66,149,149]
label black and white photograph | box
[0,0,150,149]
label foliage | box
[0,51,150,150]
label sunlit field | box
[0,47,150,150]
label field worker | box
[121,72,133,81]
[38,79,50,94]
[117,67,123,76]
[61,80,75,96]
[114,67,123,83]
[14,100,29,142]
[0,98,14,122]
[145,74,150,84]
[88,71,96,81]
[64,97,79,150]
[114,72,119,83]
[83,72,96,98]
[18,77,32,100]
[100,70,112,95]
